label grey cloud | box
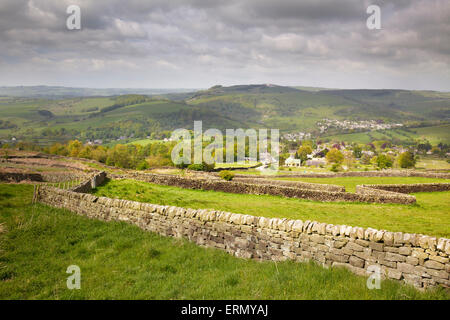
[0,0,448,90]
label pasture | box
[0,183,448,300]
[92,178,450,238]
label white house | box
[285,155,301,167]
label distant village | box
[283,142,410,169]
[282,119,404,142]
[317,119,404,134]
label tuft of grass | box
[0,183,448,300]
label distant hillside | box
[323,124,450,145]
[0,95,248,145]
[0,86,198,98]
[186,84,450,133]
[291,86,338,92]
[0,84,449,145]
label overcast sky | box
[0,0,449,90]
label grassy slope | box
[188,87,450,132]
[92,178,450,238]
[0,97,246,141]
[324,124,450,144]
[416,157,450,170]
[0,183,448,299]
[1,87,450,143]
[187,89,357,132]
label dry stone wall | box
[0,170,89,183]
[111,172,416,204]
[41,172,90,183]
[357,183,450,194]
[0,171,43,182]
[70,171,107,193]
[36,186,450,290]
[232,177,345,192]
[234,170,450,179]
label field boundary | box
[111,172,420,204]
[36,173,450,290]
[357,183,450,194]
[0,170,91,183]
[232,177,345,192]
[232,170,450,179]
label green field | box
[416,157,450,170]
[92,178,450,238]
[126,139,165,146]
[324,124,450,145]
[215,161,261,169]
[274,176,449,192]
[1,184,448,299]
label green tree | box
[301,140,315,149]
[398,151,416,168]
[326,148,344,164]
[67,140,83,157]
[296,145,312,164]
[375,154,393,169]
[136,160,150,170]
[431,146,441,155]
[352,145,362,159]
[360,154,371,165]
[417,140,432,154]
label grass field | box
[274,176,449,192]
[323,124,450,145]
[0,183,448,299]
[126,139,165,146]
[92,178,450,238]
[215,161,261,169]
[416,157,450,170]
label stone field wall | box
[0,170,90,183]
[70,171,107,193]
[110,172,419,204]
[233,170,450,179]
[36,185,450,290]
[0,171,43,182]
[357,183,450,194]
[232,177,345,192]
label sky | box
[0,0,449,91]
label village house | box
[285,155,301,167]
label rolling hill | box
[186,84,450,134]
[0,86,197,98]
[0,84,449,145]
